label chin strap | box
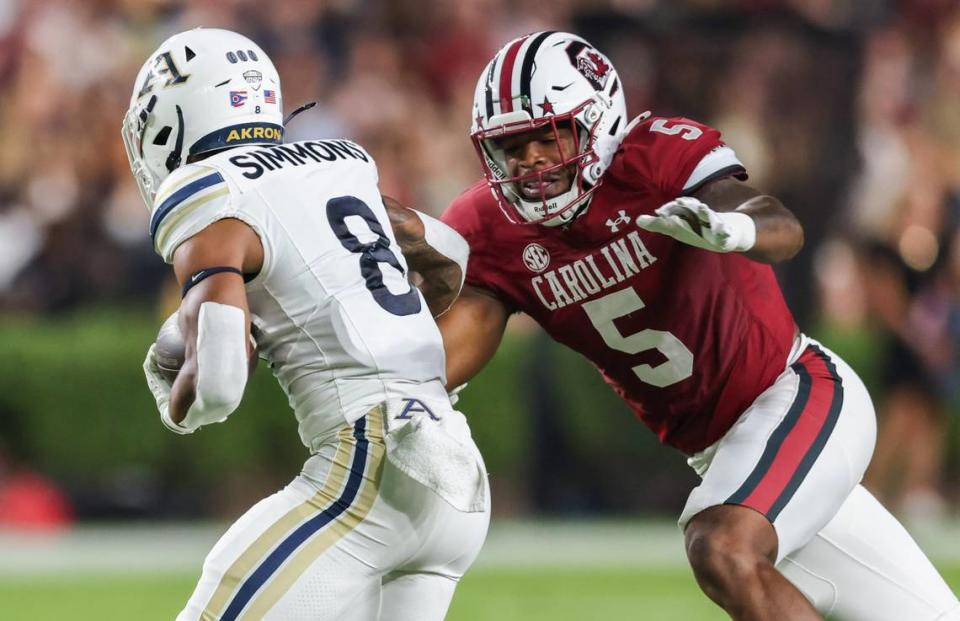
[283,101,317,125]
[165,105,185,172]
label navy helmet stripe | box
[519,31,555,115]
[219,417,370,621]
[149,171,225,238]
[726,361,812,506]
[189,122,283,157]
[765,345,844,520]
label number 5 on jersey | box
[582,287,693,387]
[649,119,703,141]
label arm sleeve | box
[417,209,469,288]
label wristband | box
[719,211,757,252]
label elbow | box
[791,217,805,258]
[177,351,248,431]
[764,203,804,263]
[782,219,804,261]
[180,377,245,431]
[194,354,247,415]
[195,380,245,416]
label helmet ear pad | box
[469,31,627,226]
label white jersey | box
[149,139,450,448]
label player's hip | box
[686,334,876,480]
[293,378,452,447]
[679,335,876,559]
[307,398,489,514]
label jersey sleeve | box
[618,115,747,201]
[150,163,259,264]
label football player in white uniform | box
[124,28,489,621]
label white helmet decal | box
[121,28,284,209]
[471,32,627,226]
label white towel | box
[383,399,488,513]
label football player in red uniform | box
[424,31,959,620]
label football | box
[154,311,186,382]
[153,310,260,382]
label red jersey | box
[443,116,797,454]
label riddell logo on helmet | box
[227,126,282,142]
[565,42,610,91]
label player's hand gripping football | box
[635,196,756,253]
[143,311,183,421]
[144,342,174,417]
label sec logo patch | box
[522,243,551,273]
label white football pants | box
[176,404,490,621]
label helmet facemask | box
[122,95,161,208]
[473,102,602,226]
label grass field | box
[0,568,732,620]
[2,521,958,620]
[3,566,960,620]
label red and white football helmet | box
[471,32,627,226]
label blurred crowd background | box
[0,0,959,530]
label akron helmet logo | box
[522,243,551,273]
[565,41,611,92]
[226,125,282,142]
[136,51,189,99]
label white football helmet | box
[471,32,627,226]
[122,28,283,208]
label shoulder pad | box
[150,164,231,259]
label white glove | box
[143,343,190,434]
[635,196,756,253]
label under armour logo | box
[606,210,631,233]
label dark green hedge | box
[0,308,531,488]
[4,309,946,516]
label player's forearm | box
[735,196,804,264]
[384,197,468,316]
[392,221,462,304]
[165,302,249,432]
[437,288,510,388]
[168,364,198,424]
[167,295,203,425]
[689,178,804,263]
[399,235,465,317]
